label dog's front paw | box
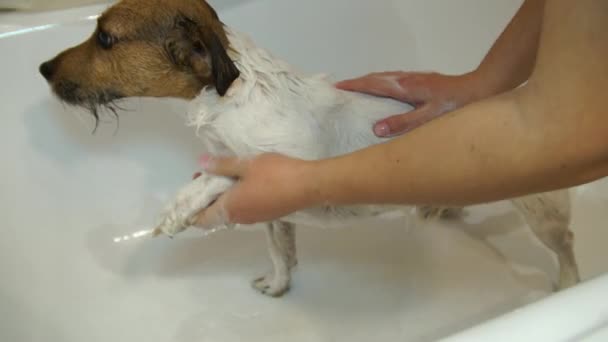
[153,204,198,237]
[153,173,234,237]
[252,273,291,298]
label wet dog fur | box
[40,0,580,297]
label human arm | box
[195,88,608,227]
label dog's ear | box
[165,16,239,96]
[203,29,240,96]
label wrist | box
[460,70,489,104]
[296,159,327,208]
[296,156,347,209]
[465,64,530,103]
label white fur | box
[154,27,579,296]
[155,28,413,235]
[186,29,412,160]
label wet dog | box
[40,0,580,296]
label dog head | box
[39,0,240,121]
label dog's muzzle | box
[39,60,55,81]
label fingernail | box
[199,155,213,170]
[374,122,390,137]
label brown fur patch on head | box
[39,0,240,123]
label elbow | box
[545,122,608,188]
[514,89,608,188]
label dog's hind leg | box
[253,221,297,297]
[278,221,298,270]
[511,190,580,290]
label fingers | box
[336,72,437,106]
[336,72,410,100]
[199,155,250,178]
[374,105,443,137]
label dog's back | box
[185,28,413,163]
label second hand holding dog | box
[335,72,482,137]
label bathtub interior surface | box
[2,1,608,341]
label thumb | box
[199,155,250,178]
[373,105,442,137]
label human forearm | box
[309,89,605,207]
[469,0,545,99]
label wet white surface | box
[1,1,607,341]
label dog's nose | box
[39,61,55,81]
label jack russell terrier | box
[39,0,579,297]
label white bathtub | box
[1,1,608,341]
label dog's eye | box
[193,41,205,54]
[97,30,114,49]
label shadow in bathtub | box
[86,222,269,279]
[140,214,553,342]
[456,206,559,288]
[84,204,558,341]
[278,214,553,341]
[86,204,555,288]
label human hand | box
[190,153,318,227]
[336,71,481,137]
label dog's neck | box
[185,27,336,155]
[186,27,329,126]
[183,27,409,159]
